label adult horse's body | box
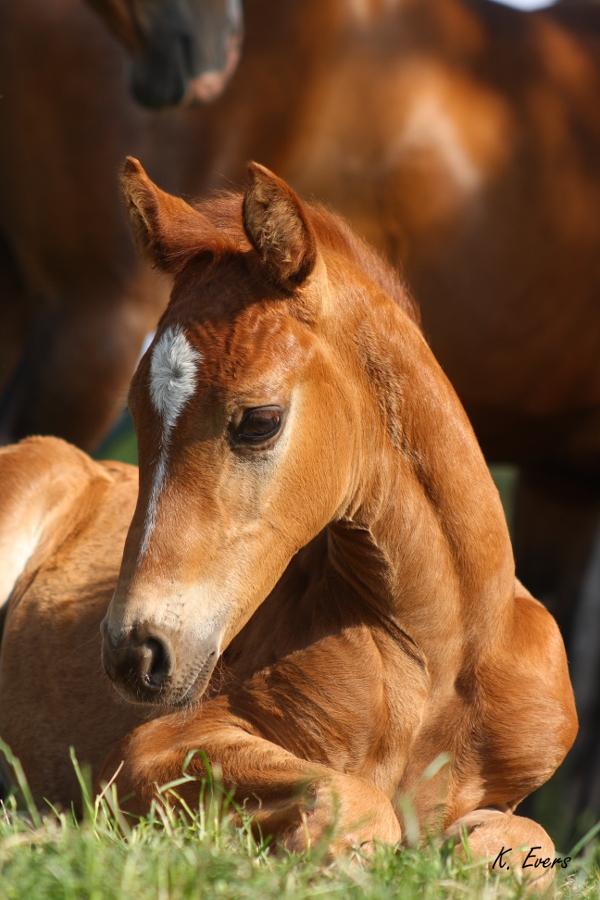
[3,0,600,463]
[1,0,599,801]
[0,163,577,887]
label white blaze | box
[150,326,201,433]
[139,325,201,555]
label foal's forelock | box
[139,325,202,556]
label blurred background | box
[2,0,600,847]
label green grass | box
[1,747,600,900]
[489,464,518,535]
[1,792,599,900]
[0,795,585,900]
[94,411,138,467]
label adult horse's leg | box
[513,465,600,649]
[0,231,28,398]
[98,706,402,855]
[0,271,166,452]
[513,463,600,821]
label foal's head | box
[101,158,419,705]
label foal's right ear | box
[242,162,317,289]
[121,157,213,273]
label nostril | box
[139,637,172,689]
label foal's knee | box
[279,773,402,857]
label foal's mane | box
[192,190,421,327]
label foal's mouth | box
[103,654,220,709]
[164,650,221,708]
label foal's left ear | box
[242,163,317,288]
[121,157,217,273]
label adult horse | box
[5,0,600,463]
[0,162,577,888]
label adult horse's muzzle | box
[100,617,220,706]
[129,0,243,109]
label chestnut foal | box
[0,161,577,882]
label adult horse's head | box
[86,0,243,108]
[101,156,416,705]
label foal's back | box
[0,438,148,803]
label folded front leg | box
[444,808,564,892]
[97,705,401,856]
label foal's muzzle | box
[100,619,218,706]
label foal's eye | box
[233,407,284,445]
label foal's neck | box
[330,310,514,671]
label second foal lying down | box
[0,161,577,885]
